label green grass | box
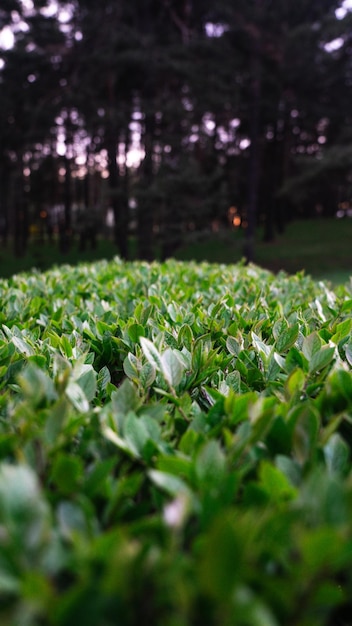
[1,218,351,284]
[175,218,352,284]
[0,237,118,278]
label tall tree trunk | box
[12,155,28,258]
[137,110,155,261]
[107,133,128,259]
[83,155,90,210]
[14,200,28,257]
[106,70,128,260]
[244,5,262,264]
[121,137,130,259]
[263,103,282,242]
[59,154,72,253]
[0,162,9,246]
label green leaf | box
[308,346,335,373]
[0,463,42,520]
[157,455,193,482]
[259,461,297,501]
[299,527,348,574]
[148,469,192,497]
[0,464,49,549]
[0,571,19,594]
[102,425,136,457]
[17,363,57,406]
[65,381,90,413]
[299,469,348,526]
[199,513,243,598]
[12,335,35,357]
[285,347,308,373]
[123,353,139,379]
[331,318,352,344]
[272,318,288,340]
[51,454,83,494]
[60,334,73,358]
[167,302,181,323]
[111,379,140,415]
[57,501,89,540]
[318,369,352,415]
[127,323,145,343]
[97,365,111,390]
[226,336,240,356]
[345,343,352,366]
[140,336,163,371]
[140,362,156,387]
[275,455,301,487]
[195,440,226,488]
[302,332,322,361]
[276,323,299,353]
[251,332,272,362]
[273,318,288,341]
[123,412,149,457]
[161,348,185,387]
[290,404,320,464]
[73,363,97,402]
[285,368,306,400]
[178,324,193,350]
[84,458,116,497]
[324,433,350,476]
[45,396,70,444]
[226,370,241,393]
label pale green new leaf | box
[161,348,185,387]
[140,336,163,371]
[12,335,35,357]
[65,381,90,413]
[345,343,352,367]
[324,433,350,476]
[73,363,97,402]
[148,469,192,498]
[251,332,272,362]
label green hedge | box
[0,258,352,626]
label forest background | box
[1,0,352,266]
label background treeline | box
[0,0,352,261]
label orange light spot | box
[233,216,241,227]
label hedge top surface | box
[0,258,352,626]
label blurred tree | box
[277,8,352,218]
[1,0,351,263]
[65,0,134,258]
[0,7,65,255]
[217,0,345,260]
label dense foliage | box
[1,1,352,258]
[0,258,352,625]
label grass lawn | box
[0,237,119,279]
[0,218,351,284]
[175,218,352,284]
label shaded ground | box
[0,218,351,285]
[175,218,352,284]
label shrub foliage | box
[0,259,352,625]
